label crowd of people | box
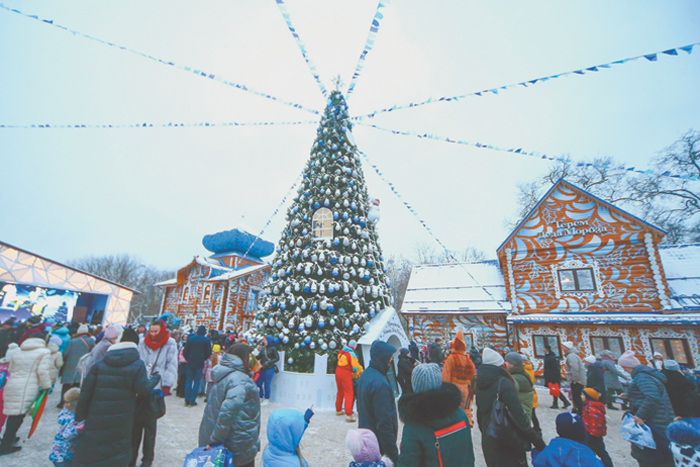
[2,315,700,466]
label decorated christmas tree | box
[252,90,392,372]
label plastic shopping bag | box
[183,446,233,467]
[671,442,700,467]
[548,383,560,397]
[621,412,656,450]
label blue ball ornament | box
[280,304,286,310]
[327,304,335,312]
[342,213,349,220]
[283,336,289,344]
[367,260,374,267]
[304,336,312,344]
[333,239,340,246]
[333,213,339,220]
[293,207,298,214]
[301,342,306,348]
[304,285,311,293]
[272,274,278,280]
[304,191,310,197]
[330,257,338,264]
[298,324,305,332]
[314,202,320,209]
[317,141,323,146]
[324,200,330,207]
[332,269,339,277]
[332,144,338,151]
[369,310,376,318]
[351,203,357,210]
[360,221,366,227]
[311,303,318,311]
[349,181,354,187]
[318,321,325,328]
[352,216,359,223]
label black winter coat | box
[586,361,606,396]
[258,345,280,372]
[409,341,419,362]
[183,334,212,370]
[397,351,414,395]
[543,350,561,385]
[475,364,544,467]
[398,383,475,467]
[429,343,444,365]
[357,341,399,464]
[662,369,700,418]
[74,343,160,467]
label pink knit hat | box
[104,324,123,340]
[346,429,381,463]
[618,350,641,368]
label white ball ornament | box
[322,343,328,351]
[294,343,300,349]
[288,357,294,364]
[310,342,316,350]
[329,341,337,349]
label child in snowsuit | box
[49,387,81,467]
[581,388,614,467]
[203,344,220,402]
[346,429,394,467]
[263,408,314,467]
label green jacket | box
[508,365,534,425]
[397,383,475,467]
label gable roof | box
[497,178,666,254]
[400,260,510,314]
[160,255,269,287]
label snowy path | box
[4,388,638,466]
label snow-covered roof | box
[508,312,700,325]
[204,263,268,282]
[400,260,510,314]
[156,256,269,287]
[154,278,177,287]
[358,306,408,347]
[659,243,700,311]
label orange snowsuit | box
[336,347,362,415]
[442,330,476,426]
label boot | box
[346,414,357,423]
[336,411,344,416]
[0,445,21,456]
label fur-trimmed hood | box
[398,382,463,426]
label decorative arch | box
[203,285,211,301]
[312,208,333,239]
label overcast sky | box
[1,1,699,271]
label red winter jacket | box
[582,400,607,437]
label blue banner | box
[0,4,320,115]
[346,0,390,98]
[352,41,699,119]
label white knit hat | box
[563,341,574,350]
[482,348,504,367]
[583,355,597,364]
[77,324,89,335]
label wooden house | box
[156,227,273,332]
[497,180,700,370]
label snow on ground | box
[3,387,638,466]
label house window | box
[203,285,211,301]
[590,336,625,359]
[557,268,597,292]
[242,318,253,332]
[312,208,333,239]
[650,338,694,367]
[533,335,561,358]
[183,287,189,301]
[247,289,260,312]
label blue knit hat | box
[556,412,585,442]
[411,363,443,393]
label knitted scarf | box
[144,320,170,351]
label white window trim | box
[311,208,333,241]
[551,259,604,299]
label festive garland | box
[0,120,318,129]
[352,42,699,119]
[346,0,390,98]
[359,122,700,182]
[0,3,320,115]
[274,0,327,97]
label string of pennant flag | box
[0,3,320,116]
[275,0,328,97]
[359,150,507,310]
[346,0,389,98]
[352,41,700,120]
[0,119,318,130]
[359,122,700,182]
[242,169,305,260]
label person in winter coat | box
[475,348,545,466]
[662,359,700,418]
[504,352,535,426]
[469,348,482,369]
[17,314,49,343]
[584,355,606,403]
[428,338,444,365]
[544,345,570,409]
[51,325,71,353]
[522,354,542,435]
[397,363,475,467]
[256,336,280,403]
[532,412,604,467]
[183,325,212,407]
[618,350,675,467]
[581,388,613,467]
[49,387,81,467]
[131,320,178,467]
[262,408,314,467]
[0,318,18,358]
[0,334,52,455]
[346,429,394,467]
[176,333,188,398]
[396,348,415,397]
[442,331,476,427]
[73,328,160,467]
[337,340,363,421]
[652,352,665,371]
[59,324,94,407]
[199,343,261,467]
[357,340,399,465]
[203,344,221,401]
[563,342,586,414]
[408,341,419,363]
[599,351,626,410]
[48,336,64,386]
[84,324,122,374]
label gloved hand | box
[533,437,546,453]
[162,386,171,396]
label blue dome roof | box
[202,228,274,258]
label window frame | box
[182,287,189,301]
[589,336,625,359]
[311,208,333,240]
[557,267,597,293]
[203,285,211,302]
[533,335,561,358]
[650,337,694,367]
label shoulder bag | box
[143,346,166,420]
[486,378,532,452]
